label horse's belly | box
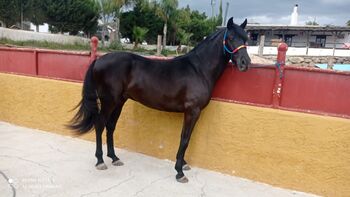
[131,94,185,112]
[126,84,186,112]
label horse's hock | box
[0,39,350,196]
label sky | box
[178,0,350,26]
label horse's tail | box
[69,60,99,134]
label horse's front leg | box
[175,107,201,183]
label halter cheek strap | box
[223,29,246,61]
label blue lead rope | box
[223,29,234,62]
[275,62,283,79]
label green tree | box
[347,20,350,26]
[120,0,163,44]
[0,0,19,27]
[0,0,32,28]
[174,6,191,30]
[0,0,47,30]
[45,0,99,35]
[187,10,212,43]
[177,28,192,53]
[150,0,178,50]
[28,0,47,32]
[121,0,223,47]
[132,26,148,48]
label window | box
[315,35,326,48]
[247,32,258,46]
[275,34,294,46]
[284,35,293,46]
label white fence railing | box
[248,46,350,57]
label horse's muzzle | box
[237,56,251,72]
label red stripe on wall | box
[281,67,350,117]
[212,65,276,106]
[37,52,89,81]
[1,46,350,119]
[0,48,36,75]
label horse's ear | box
[227,17,234,28]
[240,19,247,29]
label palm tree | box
[177,28,192,53]
[132,26,148,48]
[150,0,178,50]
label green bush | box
[108,41,123,51]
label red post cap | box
[91,36,99,44]
[278,42,288,52]
[90,36,99,63]
[90,36,99,49]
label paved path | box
[0,122,319,197]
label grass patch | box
[0,38,90,51]
[0,37,181,56]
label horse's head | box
[223,17,251,72]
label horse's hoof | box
[96,163,108,170]
[183,164,191,171]
[176,176,189,183]
[112,160,124,166]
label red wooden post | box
[276,42,288,66]
[272,42,288,108]
[90,36,99,63]
[34,50,39,76]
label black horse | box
[70,17,251,183]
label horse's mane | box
[174,24,247,61]
[173,28,225,60]
[191,28,225,51]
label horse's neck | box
[191,31,229,86]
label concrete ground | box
[0,121,319,197]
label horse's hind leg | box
[95,99,115,170]
[95,114,107,170]
[106,100,126,166]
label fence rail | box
[0,37,350,119]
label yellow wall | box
[1,73,349,196]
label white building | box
[245,4,350,56]
[246,24,350,56]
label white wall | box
[247,46,259,54]
[285,47,308,55]
[307,48,334,56]
[0,27,89,45]
[247,46,350,57]
[333,49,350,56]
